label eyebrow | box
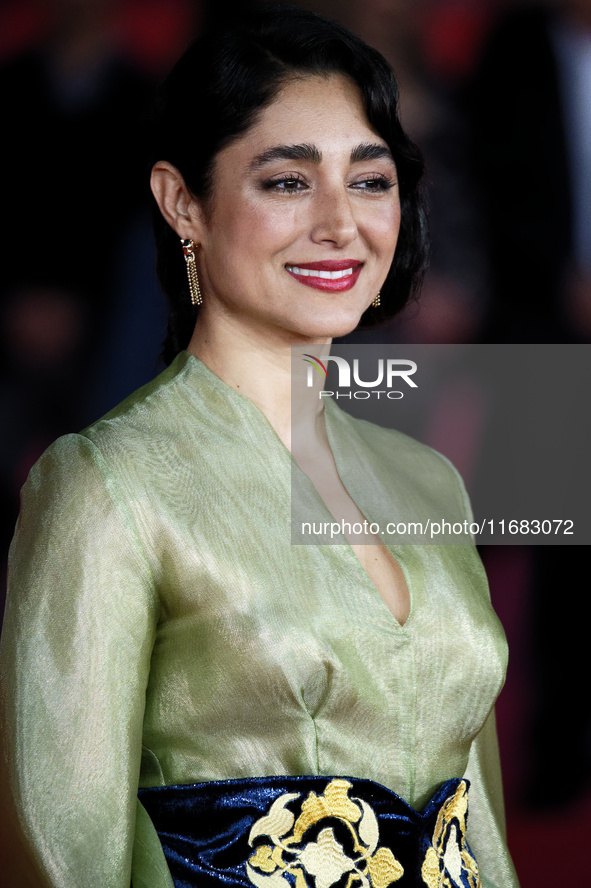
[250,144,321,169]
[250,141,394,169]
[350,142,393,164]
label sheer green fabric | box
[0,351,519,888]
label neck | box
[187,309,331,450]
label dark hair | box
[152,5,428,363]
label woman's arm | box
[436,454,520,886]
[463,707,520,888]
[0,434,159,888]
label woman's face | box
[191,74,401,342]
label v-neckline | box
[322,401,414,630]
[181,351,414,630]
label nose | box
[309,183,358,248]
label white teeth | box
[286,265,355,280]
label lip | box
[289,260,362,271]
[285,259,363,292]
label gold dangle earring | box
[181,238,203,306]
[372,290,381,308]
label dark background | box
[2,1,590,884]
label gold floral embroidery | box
[420,781,482,888]
[246,779,404,888]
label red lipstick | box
[285,260,363,292]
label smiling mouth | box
[285,261,363,292]
[285,265,356,280]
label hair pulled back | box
[151,5,428,363]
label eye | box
[262,174,308,194]
[350,175,397,193]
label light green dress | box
[0,351,519,888]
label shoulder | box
[18,433,143,546]
[21,353,196,513]
[326,397,461,479]
[80,351,193,457]
[325,400,472,523]
[348,409,453,468]
[11,431,156,607]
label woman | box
[0,7,519,888]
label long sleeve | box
[0,434,159,888]
[463,707,520,888]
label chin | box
[310,307,367,340]
[294,307,365,341]
[288,318,361,343]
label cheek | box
[372,207,401,256]
[213,193,300,258]
[357,194,401,251]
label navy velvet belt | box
[138,774,481,888]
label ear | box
[150,161,204,240]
